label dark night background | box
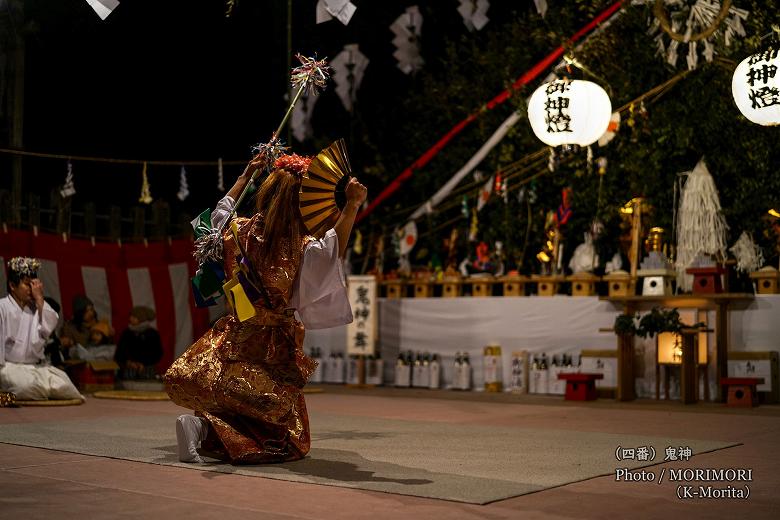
[3,1,779,270]
[1,0,531,233]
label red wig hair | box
[273,154,311,178]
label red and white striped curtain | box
[0,230,222,371]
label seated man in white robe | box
[0,257,83,401]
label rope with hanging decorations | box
[653,0,732,43]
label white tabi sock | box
[176,414,208,463]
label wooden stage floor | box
[1,386,778,519]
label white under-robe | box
[211,195,353,330]
[0,295,83,400]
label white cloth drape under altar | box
[304,295,780,399]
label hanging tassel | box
[217,157,225,192]
[675,158,729,291]
[139,162,153,204]
[177,166,190,201]
[586,145,594,173]
[730,232,763,273]
[60,160,76,198]
[596,157,608,211]
[547,148,557,172]
[686,40,698,71]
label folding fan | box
[299,139,352,237]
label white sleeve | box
[0,306,5,366]
[292,229,353,330]
[38,301,59,343]
[211,195,236,230]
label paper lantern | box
[732,47,780,126]
[527,79,612,147]
[657,332,707,365]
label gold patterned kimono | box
[165,214,318,465]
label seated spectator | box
[0,257,82,401]
[60,295,111,350]
[89,321,113,346]
[69,320,116,361]
[115,306,162,380]
[43,297,68,368]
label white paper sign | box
[581,354,617,389]
[346,275,377,356]
[728,360,773,393]
[510,351,528,393]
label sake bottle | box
[461,352,472,390]
[421,352,430,388]
[347,354,358,385]
[325,352,336,383]
[429,353,441,389]
[373,351,384,386]
[334,352,345,384]
[453,352,462,390]
[395,353,405,387]
[539,352,549,394]
[310,347,323,383]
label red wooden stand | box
[558,373,604,401]
[720,377,764,407]
[686,266,725,294]
[65,360,118,392]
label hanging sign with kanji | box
[346,275,378,356]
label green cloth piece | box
[190,208,212,238]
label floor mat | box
[0,411,737,504]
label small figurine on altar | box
[569,233,597,274]
[471,242,496,274]
[493,241,506,277]
[537,188,574,275]
[763,209,780,268]
[444,264,461,278]
[443,228,459,272]
[640,227,673,270]
[569,220,604,274]
[398,254,412,277]
[366,235,386,279]
[458,255,471,277]
[458,241,503,276]
[384,269,400,280]
[536,211,560,275]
